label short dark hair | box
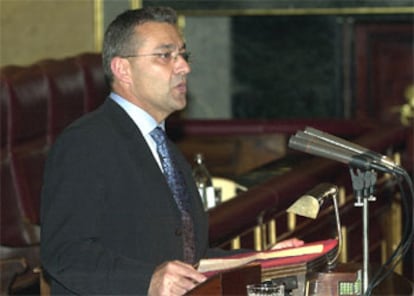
[102,6,178,85]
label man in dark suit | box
[41,6,302,295]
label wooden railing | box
[172,120,412,278]
[207,124,409,243]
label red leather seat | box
[1,53,108,228]
[1,150,40,294]
[3,63,49,225]
[75,53,109,112]
[40,58,85,144]
[0,52,108,294]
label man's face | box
[124,22,191,122]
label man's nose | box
[174,55,191,74]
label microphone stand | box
[350,168,377,295]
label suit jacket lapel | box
[101,98,182,217]
[100,98,207,256]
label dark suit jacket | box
[41,99,217,294]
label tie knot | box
[150,127,167,146]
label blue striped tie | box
[150,127,196,264]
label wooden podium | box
[186,239,413,296]
[187,239,338,296]
[186,264,261,296]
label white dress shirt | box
[110,92,164,171]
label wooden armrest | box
[0,245,40,294]
[0,257,28,294]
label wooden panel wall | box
[355,23,414,123]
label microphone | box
[303,127,402,173]
[288,133,391,173]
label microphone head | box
[290,128,402,174]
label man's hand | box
[270,238,304,250]
[148,260,207,296]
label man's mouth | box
[175,82,187,93]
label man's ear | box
[110,57,132,84]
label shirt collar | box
[109,92,165,134]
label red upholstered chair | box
[39,57,86,144]
[0,65,39,252]
[1,54,107,233]
[0,160,35,247]
[9,149,46,226]
[0,65,21,150]
[3,64,50,226]
[0,53,108,294]
[1,156,40,294]
[75,53,109,112]
[3,64,49,149]
[0,82,8,150]
[0,71,42,291]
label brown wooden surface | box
[204,124,412,281]
[177,134,286,176]
[208,125,409,246]
[355,23,414,124]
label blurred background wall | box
[1,0,412,121]
[0,0,95,67]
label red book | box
[198,239,338,279]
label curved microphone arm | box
[328,187,342,268]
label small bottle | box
[192,153,215,210]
